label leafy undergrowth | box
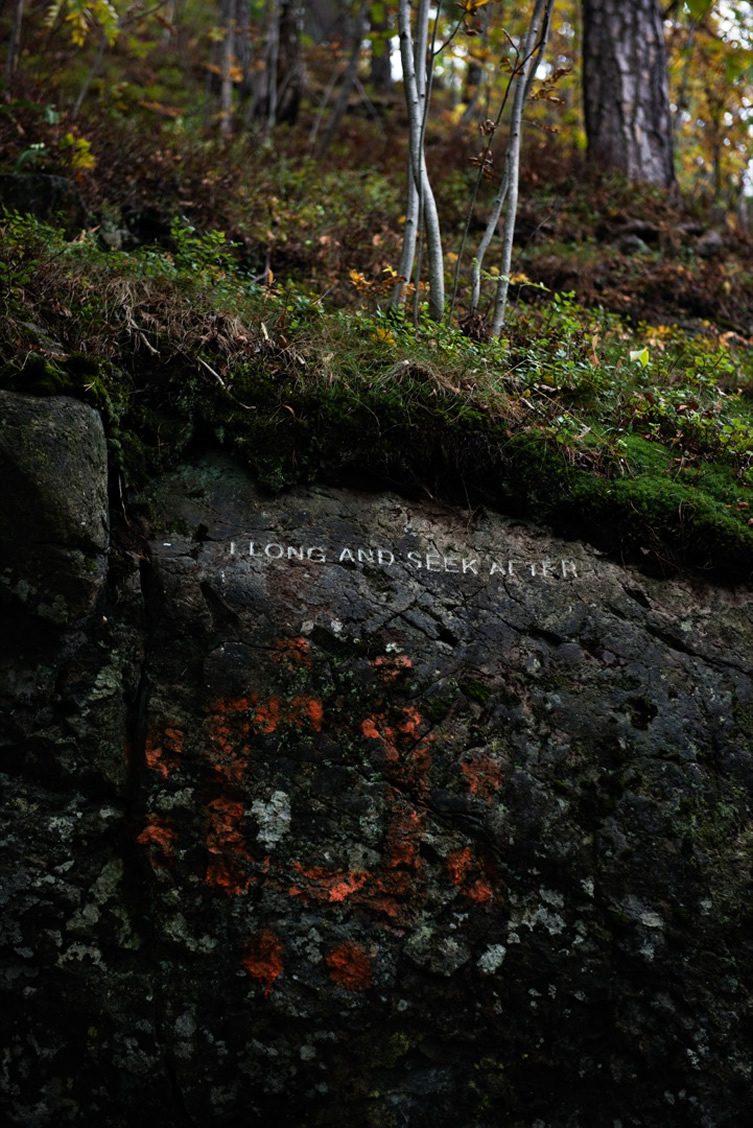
[4,92,753,334]
[2,212,753,582]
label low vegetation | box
[2,207,753,580]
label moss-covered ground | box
[2,210,753,582]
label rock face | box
[0,174,86,234]
[0,391,109,626]
[2,422,753,1127]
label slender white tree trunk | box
[391,0,444,320]
[467,0,552,333]
[491,0,554,335]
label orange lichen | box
[460,753,503,803]
[371,654,413,681]
[136,819,176,863]
[286,861,422,923]
[325,942,373,991]
[290,863,369,903]
[464,878,494,903]
[242,929,285,995]
[360,714,400,762]
[248,694,325,736]
[361,717,382,741]
[362,707,434,800]
[253,696,281,734]
[447,846,495,904]
[205,796,254,895]
[206,697,251,784]
[144,726,184,779]
[144,736,168,778]
[397,706,424,737]
[273,637,313,668]
[328,873,370,902]
[447,846,474,885]
[368,871,418,920]
[289,695,324,732]
[384,806,424,870]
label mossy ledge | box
[2,216,752,585]
[3,348,752,585]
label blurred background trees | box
[1,1,752,324]
[3,2,751,194]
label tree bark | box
[582,0,675,188]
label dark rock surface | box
[2,420,753,1126]
[0,174,86,234]
[0,391,109,626]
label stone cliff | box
[2,391,753,1126]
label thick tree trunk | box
[582,0,675,188]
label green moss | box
[422,692,457,723]
[569,470,753,576]
[458,680,492,706]
[621,433,673,474]
[3,214,753,582]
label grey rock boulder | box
[0,391,109,626]
[3,451,753,1128]
[0,173,86,234]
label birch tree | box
[469,0,555,335]
[391,0,444,321]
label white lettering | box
[225,533,584,583]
